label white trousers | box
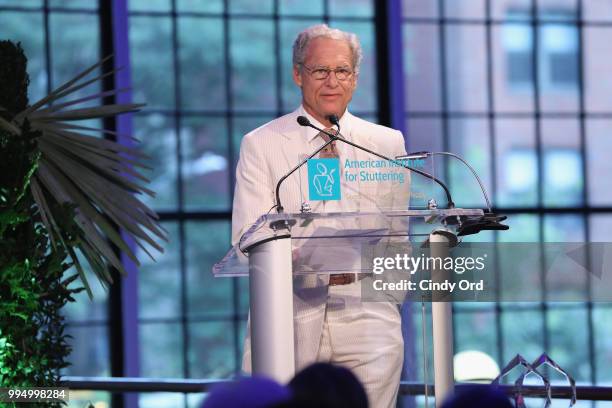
[242,279,403,408]
[317,281,404,408]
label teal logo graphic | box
[308,158,341,201]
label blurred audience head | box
[287,362,368,408]
[442,385,513,408]
[202,376,291,408]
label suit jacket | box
[232,106,409,369]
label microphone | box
[294,115,456,210]
[397,151,509,236]
[297,115,340,138]
[399,151,492,211]
[272,117,344,213]
[297,115,310,127]
[327,114,342,139]
[298,114,340,127]
[456,213,509,236]
[328,114,340,127]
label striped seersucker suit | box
[232,105,410,408]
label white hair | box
[292,24,363,74]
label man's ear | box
[352,72,359,90]
[293,65,302,87]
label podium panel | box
[214,209,486,407]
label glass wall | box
[3,0,612,406]
[402,2,612,404]
[127,0,377,406]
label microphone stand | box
[285,115,455,211]
[398,151,509,236]
[274,130,342,213]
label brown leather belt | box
[329,273,368,286]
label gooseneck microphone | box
[273,116,343,213]
[328,114,340,130]
[399,151,492,212]
[291,115,456,210]
[397,151,509,236]
[296,115,310,127]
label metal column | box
[430,231,455,407]
[248,236,295,382]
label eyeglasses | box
[301,64,354,81]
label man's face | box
[293,37,358,126]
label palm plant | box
[0,52,166,297]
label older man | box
[232,24,408,408]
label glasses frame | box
[300,64,355,81]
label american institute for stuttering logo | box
[308,158,341,200]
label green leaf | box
[30,177,60,250]
[66,246,92,299]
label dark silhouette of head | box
[201,376,291,408]
[442,385,513,408]
[287,362,368,408]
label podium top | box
[214,208,484,277]
[256,208,483,223]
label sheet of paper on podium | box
[292,227,387,274]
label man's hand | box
[292,247,301,263]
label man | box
[232,24,408,408]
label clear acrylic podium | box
[214,208,484,407]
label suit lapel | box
[276,110,387,214]
[346,116,383,211]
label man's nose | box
[324,72,339,87]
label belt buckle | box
[329,273,355,286]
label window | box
[4,1,612,405]
[504,148,582,196]
[505,149,537,193]
[127,1,378,406]
[503,9,579,91]
[503,20,533,86]
[403,0,612,391]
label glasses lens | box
[312,68,328,80]
[306,66,352,80]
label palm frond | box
[42,119,144,144]
[10,56,167,297]
[31,87,131,116]
[33,121,151,160]
[0,115,22,135]
[29,177,60,250]
[31,103,145,122]
[14,55,114,123]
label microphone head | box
[327,114,339,126]
[297,116,310,126]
